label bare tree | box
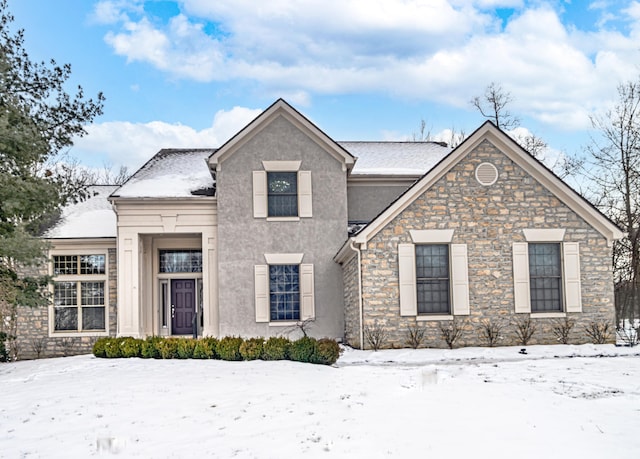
[584,80,640,326]
[470,82,520,130]
[411,119,432,141]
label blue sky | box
[9,0,640,172]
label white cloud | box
[97,1,640,130]
[72,106,262,169]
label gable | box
[349,122,624,250]
[208,99,354,172]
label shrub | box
[364,321,387,351]
[104,337,123,358]
[439,318,465,349]
[193,337,218,359]
[313,338,340,365]
[289,336,317,363]
[262,336,291,360]
[217,336,243,361]
[405,323,426,349]
[478,319,504,347]
[585,321,612,344]
[141,336,163,359]
[552,317,574,344]
[120,337,142,358]
[513,316,536,346]
[157,338,180,359]
[240,337,264,360]
[176,339,196,359]
[92,337,109,358]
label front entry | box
[171,279,195,335]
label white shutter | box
[254,265,270,322]
[298,171,312,218]
[451,244,470,315]
[300,263,315,319]
[563,242,582,313]
[513,243,531,313]
[398,243,417,316]
[252,171,267,218]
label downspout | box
[349,240,365,350]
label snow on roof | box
[112,149,216,198]
[339,141,451,176]
[43,185,118,239]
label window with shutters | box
[51,253,108,334]
[529,243,562,312]
[513,236,582,315]
[255,256,315,324]
[252,162,312,219]
[416,245,451,314]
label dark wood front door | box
[171,279,195,335]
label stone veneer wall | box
[355,139,614,349]
[342,251,361,348]
[14,248,118,359]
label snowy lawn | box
[1,344,639,458]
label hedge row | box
[92,335,341,365]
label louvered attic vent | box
[475,162,498,186]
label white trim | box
[530,312,567,318]
[450,244,470,315]
[523,228,566,242]
[410,229,454,244]
[353,122,624,246]
[416,315,454,321]
[264,253,304,264]
[266,217,300,222]
[262,160,301,171]
[268,321,298,327]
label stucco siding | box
[347,182,412,222]
[216,114,348,339]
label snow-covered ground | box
[1,344,639,458]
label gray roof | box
[43,185,118,239]
[339,141,451,176]
[112,149,216,198]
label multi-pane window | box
[159,250,202,273]
[529,243,562,312]
[416,245,450,314]
[52,254,106,332]
[267,172,298,217]
[53,255,105,276]
[269,264,300,321]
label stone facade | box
[342,251,361,348]
[14,248,118,359]
[346,139,615,349]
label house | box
[15,99,624,358]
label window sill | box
[49,330,109,338]
[530,312,566,318]
[266,217,300,222]
[268,321,303,327]
[416,314,453,321]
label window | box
[528,243,562,312]
[52,254,107,333]
[513,239,582,314]
[255,259,314,323]
[268,172,298,217]
[416,245,450,314]
[398,241,469,318]
[269,264,300,321]
[252,167,312,218]
[159,250,202,273]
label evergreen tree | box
[0,0,104,354]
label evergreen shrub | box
[157,338,180,359]
[217,336,243,361]
[120,337,141,358]
[92,337,109,358]
[141,336,163,359]
[176,339,196,359]
[262,336,291,360]
[313,338,340,365]
[289,336,317,363]
[193,337,217,359]
[239,337,264,360]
